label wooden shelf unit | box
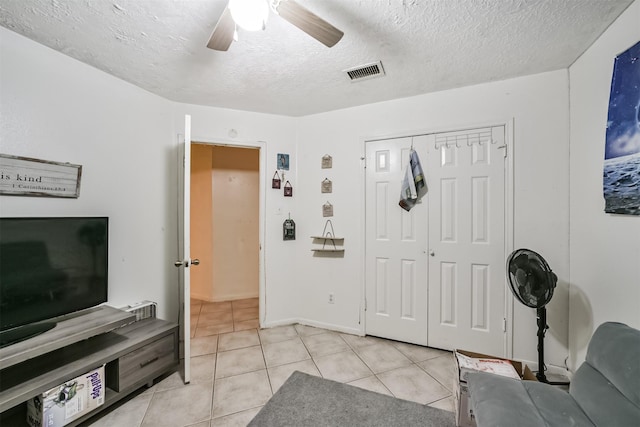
[0,307,179,426]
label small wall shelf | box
[311,247,345,253]
[310,236,345,253]
[311,220,345,254]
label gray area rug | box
[248,371,456,426]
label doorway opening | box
[190,143,262,335]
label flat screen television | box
[0,217,108,347]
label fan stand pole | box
[536,307,571,386]
[536,307,548,383]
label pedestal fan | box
[506,248,558,383]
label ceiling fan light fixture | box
[229,0,269,31]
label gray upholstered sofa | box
[467,322,640,426]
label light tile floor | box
[87,298,455,427]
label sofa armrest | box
[570,363,640,427]
[580,322,640,408]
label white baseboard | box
[190,291,212,302]
[296,318,362,336]
[212,292,259,302]
[261,318,298,329]
[191,292,259,303]
[260,317,361,336]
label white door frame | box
[190,135,268,326]
[361,119,515,357]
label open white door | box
[176,114,195,384]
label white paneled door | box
[365,137,429,345]
[426,127,506,355]
[365,126,507,355]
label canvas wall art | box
[277,153,290,170]
[603,40,640,215]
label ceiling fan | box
[207,0,344,51]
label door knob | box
[429,251,435,257]
[175,259,199,267]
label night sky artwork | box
[603,40,640,215]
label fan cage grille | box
[507,249,556,309]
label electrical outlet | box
[328,293,335,304]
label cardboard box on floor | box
[454,350,537,427]
[27,365,105,427]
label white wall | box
[1,25,304,331]
[2,23,581,370]
[0,27,302,327]
[295,71,572,367]
[0,27,180,322]
[190,144,215,302]
[568,0,640,370]
[210,146,260,302]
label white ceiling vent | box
[344,61,385,82]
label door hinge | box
[364,298,367,311]
[502,318,507,332]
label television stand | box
[0,306,179,426]
[0,322,56,349]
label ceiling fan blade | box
[276,0,344,48]
[207,6,235,51]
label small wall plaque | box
[272,171,281,189]
[0,154,82,198]
[321,178,332,193]
[321,154,332,169]
[283,180,293,197]
[283,217,296,240]
[323,201,334,217]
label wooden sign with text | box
[0,154,82,198]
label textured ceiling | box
[0,0,633,116]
